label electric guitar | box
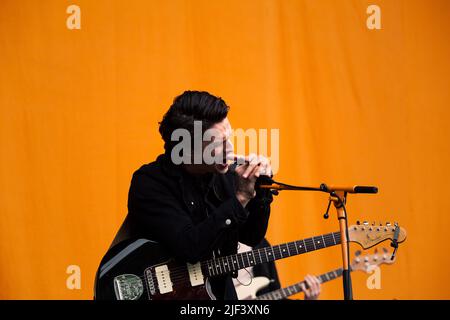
[236,247,396,300]
[94,222,406,300]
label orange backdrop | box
[1,0,449,299]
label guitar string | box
[126,233,341,283]
[256,270,345,300]
[133,239,383,300]
[118,233,341,283]
[165,233,341,281]
[120,224,393,283]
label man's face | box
[202,117,233,174]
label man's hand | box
[300,275,321,300]
[233,154,272,208]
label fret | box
[212,259,220,275]
[331,233,337,244]
[254,249,262,265]
[231,254,239,271]
[238,251,246,269]
[286,242,291,256]
[280,244,289,258]
[222,256,229,273]
[312,237,317,250]
[293,240,299,255]
[292,283,302,294]
[218,257,226,273]
[306,238,316,252]
[321,234,326,247]
[262,247,268,263]
[325,233,336,247]
[275,245,283,259]
[224,255,231,273]
[295,240,305,254]
[271,246,276,260]
[207,260,214,276]
[302,239,308,252]
[289,284,299,295]
[247,251,256,266]
[270,245,278,260]
[211,259,220,275]
[215,258,223,274]
[265,247,274,262]
[242,251,250,267]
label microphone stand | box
[258,179,377,300]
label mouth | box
[215,163,229,170]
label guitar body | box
[94,239,215,300]
[235,276,271,300]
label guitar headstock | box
[351,248,396,273]
[348,221,407,249]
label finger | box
[308,275,319,296]
[242,163,259,179]
[247,163,262,181]
[299,283,310,298]
[256,155,269,175]
[310,276,320,298]
[234,162,249,174]
[305,275,314,289]
[243,154,260,178]
[306,275,319,297]
[231,154,248,165]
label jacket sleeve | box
[127,171,250,263]
[237,187,273,247]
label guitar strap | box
[98,239,153,278]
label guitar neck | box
[256,267,344,300]
[202,231,341,277]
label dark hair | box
[159,90,230,153]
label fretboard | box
[255,267,344,300]
[202,231,341,277]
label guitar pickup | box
[187,262,205,286]
[154,265,174,294]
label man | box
[111,90,274,300]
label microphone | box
[320,184,378,194]
[228,162,274,188]
[226,157,378,194]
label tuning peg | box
[355,250,361,256]
[372,221,376,226]
[356,220,361,225]
[363,221,369,226]
[379,222,382,226]
[386,222,391,227]
[374,248,378,254]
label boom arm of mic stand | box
[258,179,358,300]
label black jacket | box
[112,154,272,299]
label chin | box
[214,164,229,174]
